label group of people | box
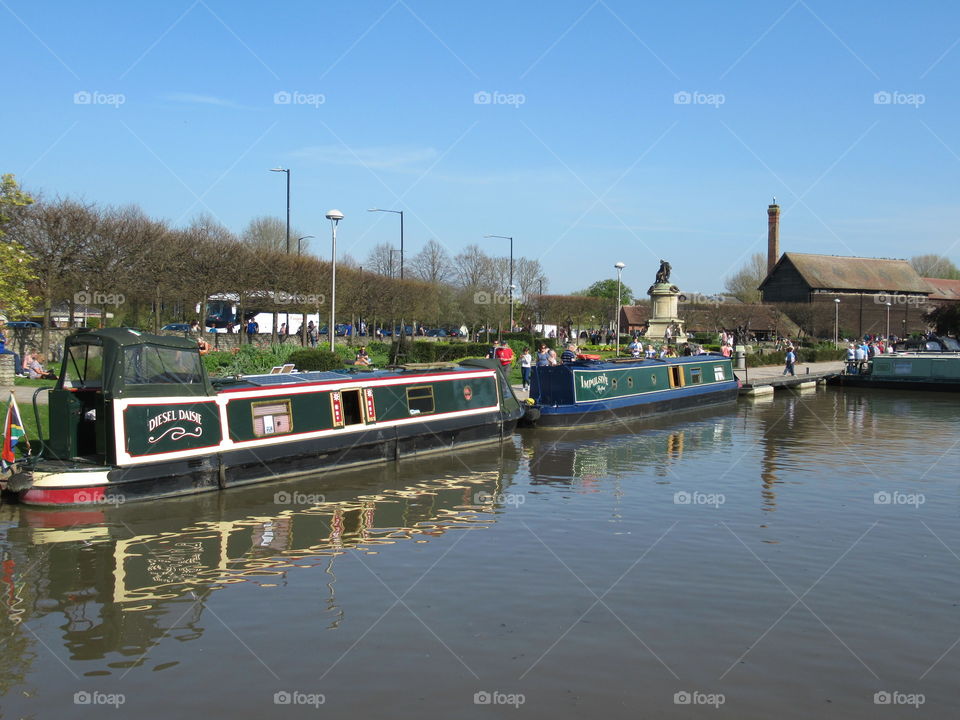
[488,340,587,391]
[845,337,894,374]
[0,317,55,379]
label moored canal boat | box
[4,328,522,506]
[829,352,960,391]
[522,354,738,427]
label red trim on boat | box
[20,486,107,506]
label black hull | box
[20,411,517,506]
[529,386,739,428]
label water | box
[1,387,958,718]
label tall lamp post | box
[885,301,891,339]
[368,208,404,279]
[296,235,314,256]
[484,235,514,330]
[269,167,291,254]
[614,262,626,356]
[834,298,841,347]
[326,210,344,352]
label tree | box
[583,278,634,304]
[925,303,960,335]
[724,253,767,303]
[910,254,960,280]
[365,242,400,278]
[581,278,633,328]
[411,239,451,284]
[241,216,289,253]
[0,175,38,321]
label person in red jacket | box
[494,340,514,369]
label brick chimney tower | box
[767,200,780,275]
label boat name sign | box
[579,373,610,394]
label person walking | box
[520,347,532,391]
[783,345,797,376]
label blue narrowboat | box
[522,354,739,427]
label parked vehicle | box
[6,321,41,329]
[161,323,192,332]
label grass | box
[2,398,48,446]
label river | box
[0,387,957,718]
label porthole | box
[627,376,634,388]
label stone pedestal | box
[644,283,687,344]
[0,354,14,389]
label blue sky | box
[3,0,960,294]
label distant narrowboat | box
[522,354,738,427]
[830,352,960,391]
[5,328,522,506]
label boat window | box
[690,368,703,384]
[611,378,618,389]
[124,345,204,385]
[406,385,435,415]
[62,343,103,389]
[340,389,365,425]
[252,400,293,437]
[713,365,726,381]
[627,376,634,388]
[942,337,960,351]
[925,341,940,352]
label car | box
[5,321,41,329]
[161,323,193,332]
[425,328,449,337]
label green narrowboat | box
[831,352,960,391]
[7,328,522,506]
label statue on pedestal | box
[655,259,672,284]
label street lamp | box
[296,235,314,256]
[538,278,544,332]
[885,301,891,339]
[269,167,291,254]
[368,208,404,279]
[834,298,841,347]
[615,261,626,356]
[325,210,344,352]
[484,235,514,329]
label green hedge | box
[395,341,492,363]
[745,347,846,367]
[287,349,344,371]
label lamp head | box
[614,262,626,270]
[834,298,840,304]
[325,209,344,222]
[270,167,287,172]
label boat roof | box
[563,354,728,370]
[214,359,499,390]
[67,327,197,350]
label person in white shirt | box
[519,348,532,390]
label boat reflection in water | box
[0,443,520,678]
[520,406,735,490]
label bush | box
[395,341,492,363]
[202,343,300,377]
[745,347,847,367]
[287,349,344,371]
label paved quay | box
[735,359,845,393]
